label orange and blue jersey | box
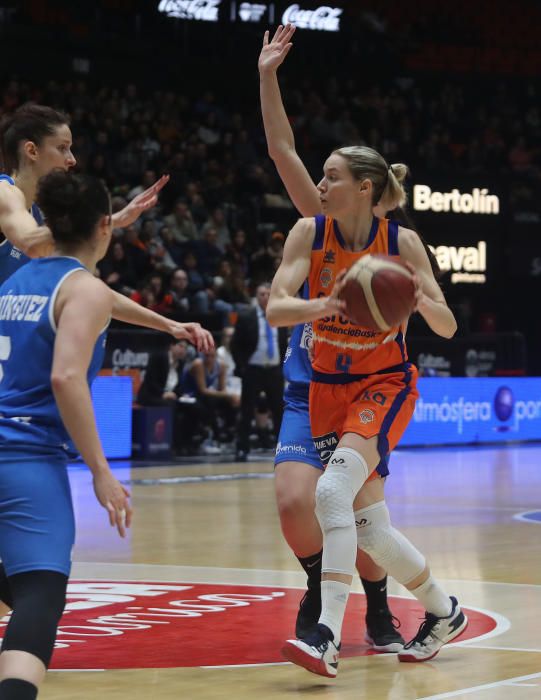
[307,214,418,468]
[308,214,407,378]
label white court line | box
[455,645,541,653]
[418,671,541,699]
[50,669,105,673]
[202,662,289,669]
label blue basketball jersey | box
[283,281,312,392]
[0,174,42,284]
[0,257,108,457]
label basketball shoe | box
[365,611,405,652]
[282,624,340,678]
[398,596,468,662]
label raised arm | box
[259,25,321,217]
[398,227,457,339]
[51,273,131,537]
[0,183,53,256]
[266,218,345,326]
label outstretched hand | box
[112,175,170,229]
[258,24,296,74]
[169,321,215,353]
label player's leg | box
[354,495,467,661]
[0,457,75,697]
[275,392,324,636]
[275,460,323,637]
[282,425,381,677]
[282,374,417,676]
[0,569,68,698]
[352,372,467,662]
[354,477,404,652]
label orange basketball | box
[339,254,415,331]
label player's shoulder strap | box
[312,214,326,251]
[387,219,399,255]
[0,174,15,186]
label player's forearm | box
[111,291,171,333]
[4,223,52,256]
[267,295,330,327]
[416,295,457,338]
[260,70,295,158]
[52,374,109,475]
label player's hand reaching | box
[93,468,132,538]
[168,321,215,353]
[258,24,296,75]
[111,175,170,229]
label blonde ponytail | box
[332,146,409,210]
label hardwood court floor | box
[7,444,541,699]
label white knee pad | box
[316,448,369,576]
[315,448,369,530]
[355,501,426,585]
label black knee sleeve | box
[2,570,68,668]
[0,564,13,609]
[0,678,38,700]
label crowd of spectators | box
[1,63,540,331]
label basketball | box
[339,255,416,331]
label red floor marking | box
[29,580,498,670]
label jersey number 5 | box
[0,335,11,383]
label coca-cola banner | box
[281,3,342,31]
[156,1,344,30]
[158,0,223,21]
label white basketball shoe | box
[282,623,340,678]
[398,596,468,662]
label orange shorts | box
[309,365,418,479]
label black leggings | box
[1,570,68,668]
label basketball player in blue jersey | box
[0,103,212,356]
[260,25,466,670]
[260,25,403,653]
[0,170,194,700]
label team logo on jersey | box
[320,267,333,288]
[359,408,375,424]
[323,250,336,264]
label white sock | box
[411,575,452,618]
[318,579,350,645]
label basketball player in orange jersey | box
[259,25,404,652]
[264,28,467,677]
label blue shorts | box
[0,454,75,577]
[276,384,322,469]
[275,383,390,477]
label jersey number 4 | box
[0,335,11,383]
